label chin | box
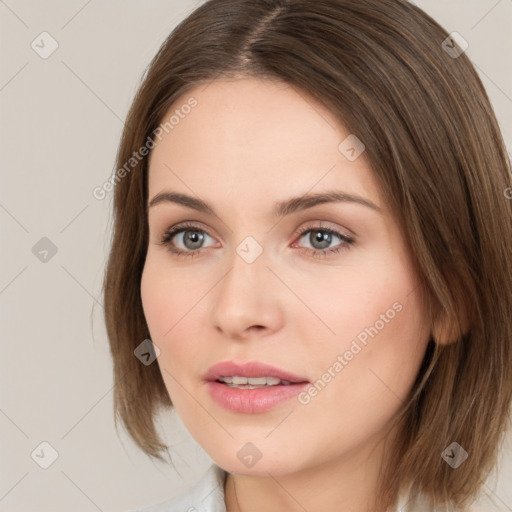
[203,442,312,477]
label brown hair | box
[102,0,512,509]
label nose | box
[210,244,284,341]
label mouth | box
[204,360,309,385]
[204,361,310,413]
[216,375,296,388]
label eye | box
[292,224,354,258]
[157,222,217,258]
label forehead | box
[147,78,380,209]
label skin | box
[141,77,432,512]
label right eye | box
[158,222,218,258]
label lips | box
[204,360,309,384]
[204,361,310,414]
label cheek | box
[303,252,429,402]
[299,256,421,346]
[140,261,187,411]
[311,266,428,420]
[140,255,200,339]
[140,262,172,339]
[140,256,208,384]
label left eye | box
[297,228,349,251]
[292,227,354,256]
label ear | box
[432,303,471,345]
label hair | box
[102,0,512,509]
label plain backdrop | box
[1,1,511,511]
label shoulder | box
[129,464,228,512]
[396,489,436,511]
[397,491,482,512]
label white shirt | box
[131,464,434,511]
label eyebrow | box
[148,190,381,217]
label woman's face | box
[141,77,431,476]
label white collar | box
[135,464,432,511]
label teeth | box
[218,376,285,386]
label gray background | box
[1,1,511,511]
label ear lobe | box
[432,304,471,345]
[432,315,458,345]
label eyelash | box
[157,221,354,259]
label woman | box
[103,0,512,510]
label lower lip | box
[205,381,309,413]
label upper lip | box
[204,361,309,383]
